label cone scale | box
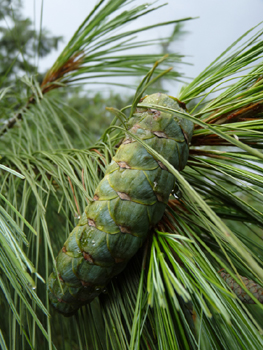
[48,93,194,315]
[220,271,263,304]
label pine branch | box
[0,0,192,137]
[1,3,263,349]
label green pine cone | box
[48,93,194,316]
[220,271,263,304]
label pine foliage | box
[0,1,263,349]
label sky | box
[22,0,263,94]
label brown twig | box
[0,96,36,137]
[191,134,230,147]
[0,52,84,137]
[207,102,263,125]
[189,149,232,160]
[194,101,263,133]
[91,148,106,162]
[41,51,84,94]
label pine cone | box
[220,271,263,304]
[48,93,193,316]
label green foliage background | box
[0,1,263,349]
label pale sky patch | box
[22,0,263,94]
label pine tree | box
[0,1,263,349]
